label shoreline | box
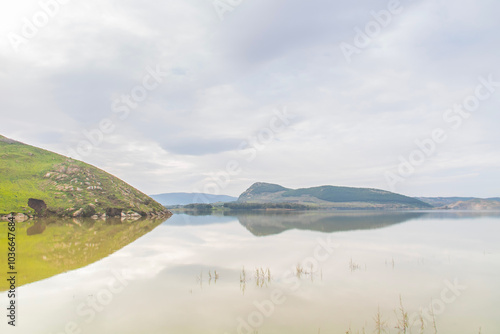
[0,210,172,222]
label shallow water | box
[1,211,499,333]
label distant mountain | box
[0,134,169,218]
[416,197,477,207]
[417,197,500,210]
[238,182,432,209]
[150,192,237,206]
[441,198,500,210]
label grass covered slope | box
[0,135,167,216]
[238,182,432,209]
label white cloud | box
[1,0,499,197]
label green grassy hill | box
[0,134,167,217]
[238,182,432,209]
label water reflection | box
[26,220,46,236]
[0,216,169,291]
[235,211,427,236]
[1,211,499,334]
[173,210,500,236]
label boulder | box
[15,213,28,222]
[73,208,84,217]
[28,198,47,215]
[128,211,142,217]
[106,208,122,217]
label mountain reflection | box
[173,210,500,236]
[0,217,168,291]
[235,211,426,236]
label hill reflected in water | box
[171,210,500,236]
[0,217,168,291]
[235,211,426,236]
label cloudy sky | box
[1,0,499,197]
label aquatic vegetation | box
[296,263,305,278]
[208,269,219,284]
[374,306,388,334]
[346,298,483,334]
[254,267,271,287]
[349,258,361,272]
[395,295,409,333]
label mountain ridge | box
[417,197,500,210]
[238,182,432,209]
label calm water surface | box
[1,211,499,333]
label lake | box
[1,211,499,333]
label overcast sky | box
[1,0,499,197]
